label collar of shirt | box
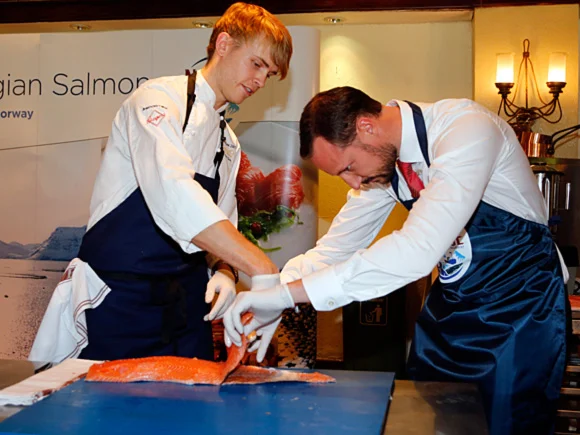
[386,99,423,165]
[196,71,229,114]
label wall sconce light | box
[495,39,566,134]
[69,23,92,31]
[192,21,213,29]
[323,17,344,24]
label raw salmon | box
[85,314,334,385]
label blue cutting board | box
[0,369,393,434]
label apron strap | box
[404,100,430,166]
[183,70,197,133]
[391,101,430,210]
[183,70,227,177]
[213,110,227,175]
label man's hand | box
[246,274,281,361]
[204,270,236,321]
[223,282,295,362]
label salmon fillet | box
[85,314,335,385]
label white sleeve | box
[302,110,504,311]
[280,187,396,283]
[126,87,228,253]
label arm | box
[203,134,278,276]
[195,220,277,276]
[281,187,397,283]
[127,86,277,277]
[302,109,504,311]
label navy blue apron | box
[397,102,567,434]
[78,70,227,361]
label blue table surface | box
[0,369,394,435]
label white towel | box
[0,359,100,406]
[28,258,110,364]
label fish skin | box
[223,365,335,385]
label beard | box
[355,141,398,187]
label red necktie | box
[397,161,425,198]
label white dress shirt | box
[281,99,562,311]
[88,72,241,254]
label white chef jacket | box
[29,73,241,362]
[88,71,241,254]
[281,99,566,311]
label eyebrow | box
[256,56,279,75]
[256,56,270,69]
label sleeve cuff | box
[302,266,350,311]
[177,212,229,254]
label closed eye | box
[338,164,353,176]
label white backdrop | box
[0,26,320,359]
[0,27,319,150]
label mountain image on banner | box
[27,226,87,261]
[0,241,40,259]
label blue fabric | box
[78,171,219,361]
[407,202,566,434]
[396,102,566,434]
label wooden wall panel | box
[0,0,577,25]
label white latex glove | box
[246,274,282,361]
[223,283,295,362]
[204,270,236,322]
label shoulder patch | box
[146,109,166,126]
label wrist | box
[248,262,279,276]
[212,261,238,283]
[251,273,280,291]
[279,283,295,309]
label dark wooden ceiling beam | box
[0,0,577,24]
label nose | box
[254,71,267,89]
[341,173,362,190]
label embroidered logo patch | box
[438,229,472,284]
[147,110,165,126]
[223,140,237,161]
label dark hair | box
[299,87,383,158]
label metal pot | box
[520,131,553,157]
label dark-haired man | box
[224,86,567,434]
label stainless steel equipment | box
[530,162,568,231]
[530,158,577,237]
[530,157,579,283]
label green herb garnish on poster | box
[238,205,303,252]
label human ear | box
[356,117,374,139]
[215,32,233,57]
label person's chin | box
[230,92,250,105]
